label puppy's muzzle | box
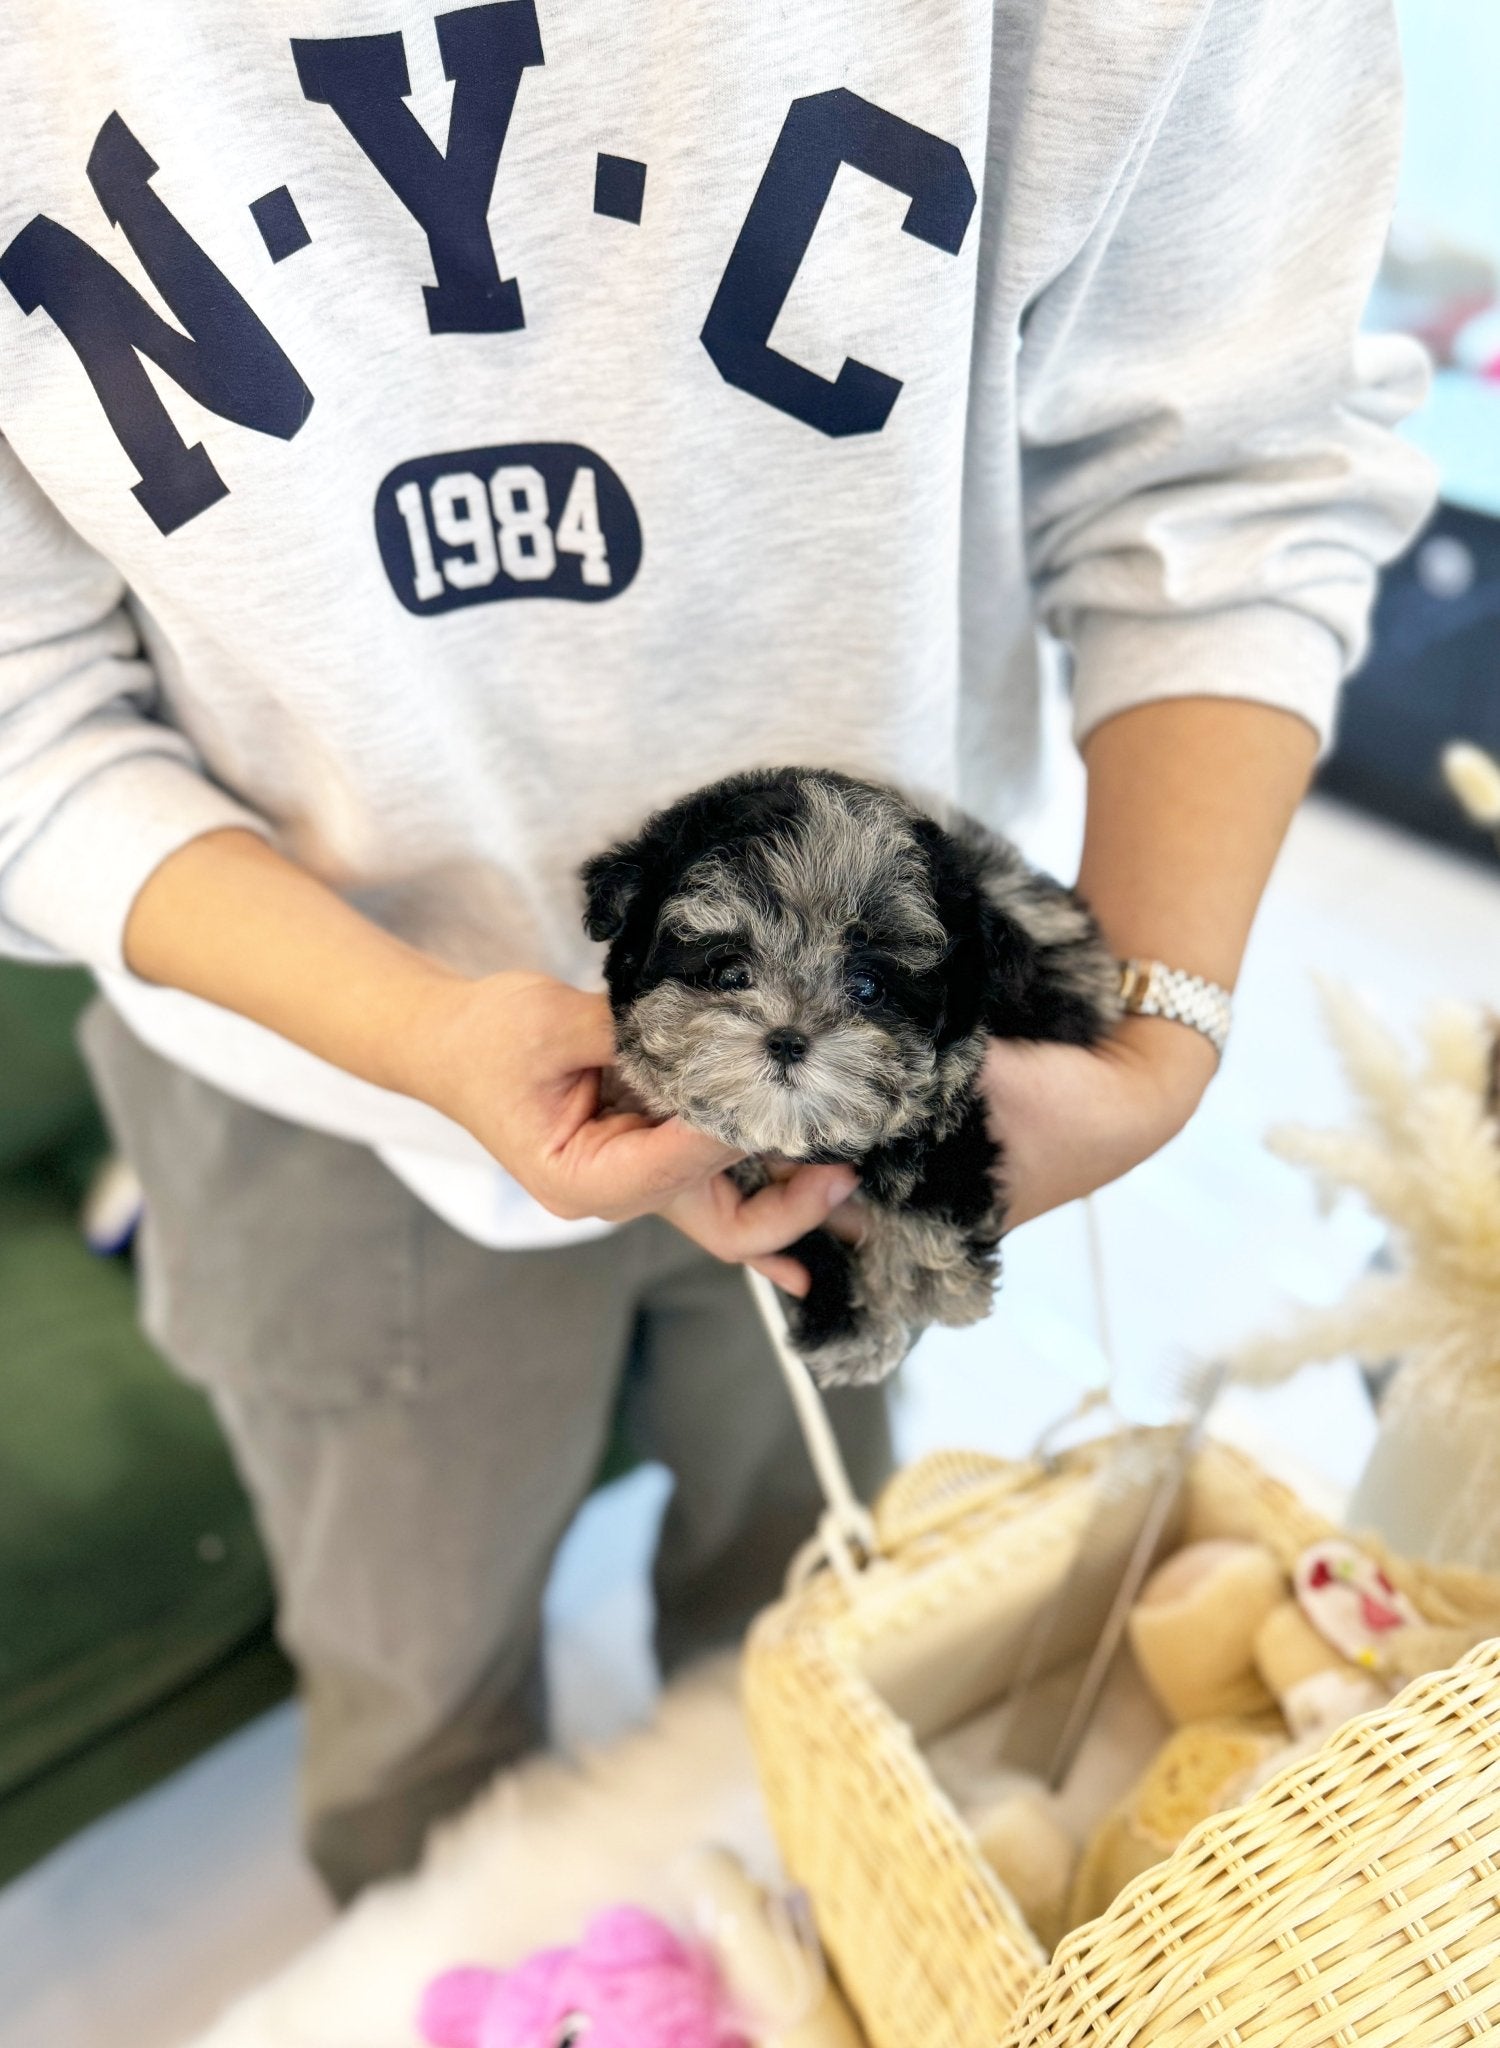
[765,1027,810,1078]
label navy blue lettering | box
[292,2,543,335]
[250,185,312,264]
[0,114,314,535]
[701,88,976,437]
[594,154,646,225]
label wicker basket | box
[743,1426,1500,2048]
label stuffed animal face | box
[581,768,1114,1162]
[419,1907,749,2048]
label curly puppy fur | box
[582,768,1119,1385]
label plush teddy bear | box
[419,1907,747,2048]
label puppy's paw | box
[856,1203,999,1335]
[773,1230,910,1384]
[909,1238,998,1327]
[799,1309,915,1388]
[780,1226,857,1352]
[728,1157,773,1197]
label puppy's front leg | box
[728,1160,862,1363]
[780,1224,861,1356]
[859,1096,1004,1336]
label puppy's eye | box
[709,958,753,992]
[845,969,883,1007]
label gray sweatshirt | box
[0,0,1433,1245]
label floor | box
[4,787,1498,2048]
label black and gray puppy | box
[581,768,1120,1385]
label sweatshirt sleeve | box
[0,438,269,971]
[1018,0,1438,751]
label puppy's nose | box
[765,1028,809,1070]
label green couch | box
[0,963,292,1884]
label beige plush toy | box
[685,1847,865,2048]
[1065,1719,1284,1931]
[968,1780,1079,1955]
[1067,1542,1406,1931]
[1253,1597,1346,1699]
[1253,1599,1389,1739]
[1126,1539,1286,1724]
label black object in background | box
[1319,501,1500,862]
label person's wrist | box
[376,957,491,1114]
[1105,1010,1218,1132]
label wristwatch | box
[1117,957,1233,1058]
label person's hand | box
[411,971,856,1291]
[976,1014,1218,1229]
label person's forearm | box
[122,828,467,1100]
[121,825,846,1269]
[1075,694,1318,1103]
[1077,696,1317,987]
[974,696,1318,1227]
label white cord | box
[749,1193,1122,1572]
[745,1267,879,1583]
[1031,1194,1118,1462]
[1083,1192,1116,1382]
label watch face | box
[1119,959,1154,1009]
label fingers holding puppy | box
[662,1161,859,1297]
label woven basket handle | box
[745,1268,880,1585]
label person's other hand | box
[977,1015,1218,1228]
[415,972,856,1292]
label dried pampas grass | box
[1233,984,1500,1403]
[1443,741,1500,836]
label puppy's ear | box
[581,799,687,941]
[978,860,1116,1046]
[916,816,1116,1048]
[580,811,682,1006]
[910,816,993,1050]
[580,846,646,942]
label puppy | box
[581,768,1120,1385]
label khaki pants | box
[80,1003,890,1901]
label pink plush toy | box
[418,1907,750,2048]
